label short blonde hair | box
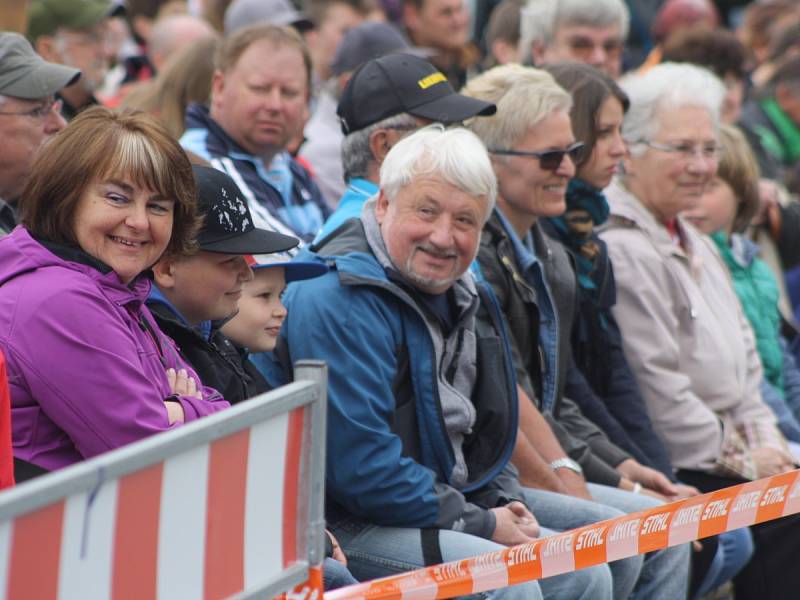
[461,64,572,151]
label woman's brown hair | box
[545,62,629,169]
[716,123,761,234]
[20,106,201,259]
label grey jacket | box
[600,180,785,479]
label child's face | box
[221,267,287,352]
[682,176,738,235]
[160,252,254,325]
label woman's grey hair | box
[380,125,497,219]
[619,62,725,156]
[462,64,572,151]
[341,112,419,181]
[519,0,630,62]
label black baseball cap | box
[336,54,496,135]
[193,165,299,255]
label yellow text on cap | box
[417,72,446,89]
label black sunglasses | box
[489,141,585,171]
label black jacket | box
[147,301,267,405]
[477,211,630,486]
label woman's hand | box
[166,367,202,399]
[164,400,185,424]
[752,447,796,478]
[327,530,347,565]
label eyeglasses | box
[638,140,720,161]
[0,98,63,120]
[489,141,585,171]
[567,36,623,59]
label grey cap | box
[0,32,80,99]
[331,21,432,76]
[224,0,314,35]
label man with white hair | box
[262,126,633,598]
[519,0,629,79]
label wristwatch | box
[549,457,583,475]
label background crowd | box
[3,0,800,599]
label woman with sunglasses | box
[600,62,800,600]
[464,64,692,600]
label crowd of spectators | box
[4,0,800,598]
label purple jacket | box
[0,228,230,471]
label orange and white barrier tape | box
[326,469,800,600]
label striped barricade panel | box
[0,361,328,600]
[326,469,800,600]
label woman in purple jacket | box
[0,107,229,473]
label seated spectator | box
[519,0,628,79]
[122,35,220,140]
[316,53,495,240]
[181,24,330,242]
[149,165,298,405]
[481,0,523,70]
[463,63,690,600]
[543,62,753,600]
[300,21,424,208]
[0,32,77,236]
[147,13,216,73]
[260,125,682,599]
[601,62,800,600]
[303,0,370,86]
[739,54,800,186]
[222,253,326,373]
[401,0,476,89]
[660,26,747,124]
[0,107,229,472]
[684,124,800,449]
[27,0,123,120]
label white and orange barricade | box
[326,469,800,600]
[0,361,328,600]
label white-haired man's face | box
[375,175,485,295]
[535,23,624,79]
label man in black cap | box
[315,53,495,240]
[0,32,79,236]
[148,165,300,405]
[300,21,428,207]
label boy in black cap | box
[148,165,299,404]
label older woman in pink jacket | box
[600,62,798,600]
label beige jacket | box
[599,180,784,480]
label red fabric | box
[0,351,14,489]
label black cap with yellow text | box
[336,54,495,135]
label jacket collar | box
[604,178,696,261]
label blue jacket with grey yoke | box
[260,217,522,539]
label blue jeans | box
[330,517,610,600]
[524,484,690,600]
[691,527,753,600]
[323,557,359,590]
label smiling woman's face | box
[627,105,719,223]
[72,178,175,283]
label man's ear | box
[402,2,421,34]
[374,189,390,223]
[529,41,547,66]
[152,258,177,289]
[369,128,393,163]
[34,35,58,62]
[210,70,225,112]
